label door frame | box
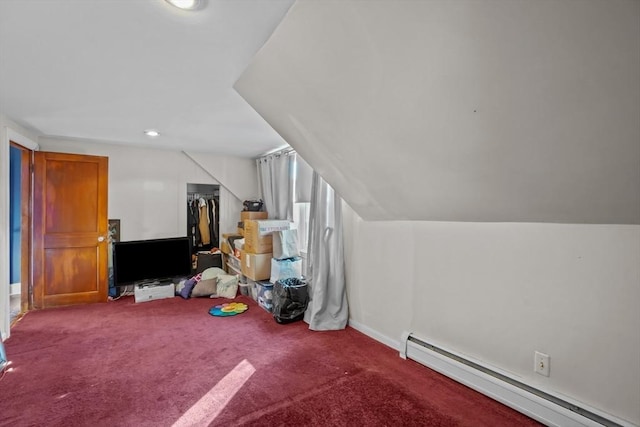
[10,142,33,314]
[1,128,38,340]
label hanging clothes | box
[213,197,219,245]
[198,197,211,246]
[208,198,218,247]
[187,189,219,249]
[188,199,200,247]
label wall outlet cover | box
[534,351,550,377]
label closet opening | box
[187,183,220,252]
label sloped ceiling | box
[235,0,640,224]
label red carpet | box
[1,296,541,426]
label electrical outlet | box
[534,351,550,377]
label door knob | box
[98,236,105,242]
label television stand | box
[134,281,175,303]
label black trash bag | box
[273,277,308,324]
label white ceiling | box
[0,0,293,158]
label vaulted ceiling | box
[235,0,640,224]
[0,0,293,157]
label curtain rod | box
[258,146,295,159]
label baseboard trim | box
[9,283,20,296]
[347,318,401,352]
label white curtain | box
[304,172,348,330]
[256,152,293,220]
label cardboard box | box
[240,211,268,220]
[220,233,242,254]
[244,220,291,254]
[241,251,272,281]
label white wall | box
[38,137,257,242]
[234,2,640,421]
[235,0,640,225]
[184,150,260,202]
[343,203,640,424]
[0,113,41,340]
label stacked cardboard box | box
[220,232,242,275]
[240,211,269,221]
[241,219,291,281]
[235,215,302,313]
[243,219,291,254]
[238,211,268,236]
[220,233,242,256]
[241,252,272,281]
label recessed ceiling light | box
[144,129,160,137]
[165,0,200,10]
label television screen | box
[113,237,192,286]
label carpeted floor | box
[0,295,542,427]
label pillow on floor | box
[201,267,226,281]
[214,274,238,299]
[191,278,219,297]
[179,277,198,299]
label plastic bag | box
[272,277,308,324]
[270,257,302,284]
[272,229,300,260]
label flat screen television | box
[113,237,192,287]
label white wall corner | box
[347,318,402,352]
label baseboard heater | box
[400,333,634,427]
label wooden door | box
[32,152,109,308]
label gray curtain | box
[256,152,293,220]
[294,154,313,203]
[304,172,348,330]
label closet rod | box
[187,193,218,201]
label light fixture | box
[165,0,200,10]
[144,129,160,137]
